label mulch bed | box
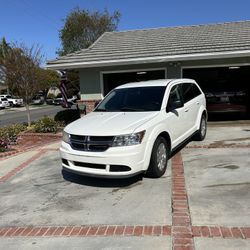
[0,132,62,158]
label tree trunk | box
[26,104,31,126]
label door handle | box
[184,109,189,112]
[196,101,200,105]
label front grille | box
[70,134,114,152]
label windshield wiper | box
[120,107,144,111]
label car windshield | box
[95,86,166,112]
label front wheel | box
[146,137,169,178]
[194,114,207,141]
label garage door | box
[183,66,250,118]
[102,69,165,96]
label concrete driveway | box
[0,122,249,250]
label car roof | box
[116,78,196,89]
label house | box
[46,21,250,115]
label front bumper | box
[60,141,147,178]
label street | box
[0,105,64,127]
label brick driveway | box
[0,124,249,250]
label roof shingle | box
[47,21,250,68]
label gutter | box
[46,50,250,70]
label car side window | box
[182,83,194,103]
[182,83,202,103]
[192,84,202,97]
[167,85,182,111]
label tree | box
[57,8,120,98]
[58,7,121,56]
[0,37,12,88]
[0,37,11,59]
[64,69,80,97]
[0,43,44,126]
[37,68,60,91]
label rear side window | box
[182,83,201,103]
[192,84,202,97]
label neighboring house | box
[46,21,250,115]
[47,86,61,98]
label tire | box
[194,114,207,141]
[146,137,169,178]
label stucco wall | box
[79,68,102,100]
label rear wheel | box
[194,114,207,141]
[146,137,169,178]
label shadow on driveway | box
[62,169,143,188]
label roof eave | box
[46,50,250,70]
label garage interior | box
[102,66,249,120]
[183,66,250,120]
[103,70,165,95]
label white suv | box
[61,79,207,178]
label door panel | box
[182,83,201,132]
[166,84,186,146]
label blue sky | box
[1,0,250,62]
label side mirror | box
[166,100,184,112]
[172,100,183,109]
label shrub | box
[54,109,80,125]
[0,139,8,152]
[0,123,27,144]
[33,116,58,133]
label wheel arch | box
[143,129,172,170]
[202,110,208,120]
[195,107,207,130]
[157,131,171,155]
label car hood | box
[65,111,158,136]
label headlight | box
[112,131,145,147]
[62,131,70,144]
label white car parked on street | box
[0,97,10,109]
[0,95,23,107]
[61,79,207,178]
